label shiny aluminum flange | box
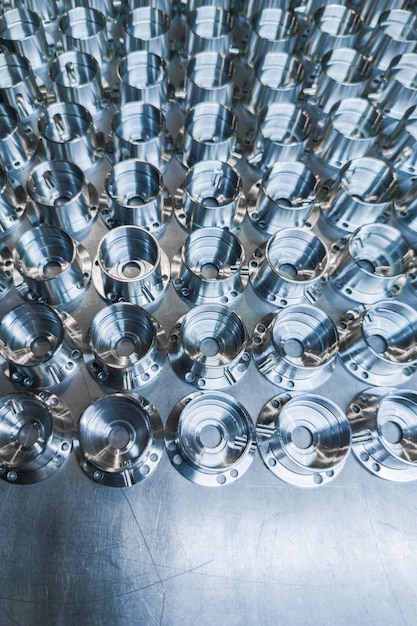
[248,103,312,169]
[13,224,91,307]
[185,6,234,57]
[0,103,37,176]
[366,9,417,72]
[0,7,51,76]
[370,53,417,121]
[0,303,83,389]
[246,161,319,235]
[122,6,170,58]
[175,160,245,232]
[0,53,45,129]
[117,50,168,109]
[250,228,328,307]
[347,387,417,482]
[84,302,166,390]
[246,8,299,67]
[38,102,105,172]
[0,165,26,240]
[27,159,98,239]
[247,52,305,113]
[172,227,247,305]
[302,4,362,61]
[313,98,383,170]
[168,304,250,389]
[93,225,170,307]
[0,391,73,484]
[320,157,398,234]
[184,52,235,108]
[182,102,240,167]
[101,159,171,235]
[329,223,413,304]
[75,393,164,487]
[252,304,338,390]
[165,390,255,486]
[337,301,417,386]
[379,111,417,180]
[257,393,351,487]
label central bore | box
[200,424,222,448]
[115,336,136,357]
[201,262,219,279]
[279,263,298,279]
[291,425,313,449]
[122,261,142,278]
[126,194,145,206]
[43,261,62,278]
[108,425,130,449]
[367,334,388,354]
[200,337,220,357]
[203,196,219,207]
[17,423,39,447]
[283,338,304,358]
[380,420,403,444]
[31,336,52,358]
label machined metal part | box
[102,159,172,234]
[165,390,256,486]
[302,4,362,61]
[329,224,412,304]
[93,225,170,307]
[320,157,397,234]
[370,54,417,121]
[184,52,235,108]
[337,301,417,386]
[0,102,37,175]
[122,6,170,58]
[394,181,417,243]
[117,50,168,109]
[246,8,299,67]
[311,48,372,114]
[168,304,250,389]
[126,0,172,15]
[355,0,406,30]
[84,302,166,390]
[0,303,83,389]
[111,102,170,167]
[49,51,110,121]
[27,160,98,239]
[312,97,383,170]
[250,228,329,306]
[244,0,291,20]
[252,304,339,390]
[185,6,234,57]
[347,387,417,482]
[172,227,248,305]
[257,392,351,487]
[0,52,45,127]
[366,9,417,72]
[175,159,245,232]
[0,390,73,484]
[246,161,319,235]
[11,0,60,34]
[248,103,312,169]
[0,242,12,297]
[182,102,240,167]
[0,7,51,75]
[0,165,26,239]
[38,102,106,172]
[76,393,164,487]
[13,224,92,307]
[247,52,305,113]
[379,110,417,180]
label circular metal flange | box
[246,162,320,235]
[93,225,170,308]
[257,392,351,487]
[250,228,329,307]
[172,227,248,306]
[165,390,256,486]
[175,160,245,232]
[118,50,167,109]
[337,301,417,386]
[184,52,235,109]
[329,223,413,304]
[247,51,305,113]
[168,304,250,389]
[75,393,164,488]
[101,159,172,236]
[13,224,91,307]
[84,302,167,390]
[348,387,417,482]
[0,303,83,390]
[252,305,339,391]
[0,390,73,485]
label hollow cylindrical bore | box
[248,52,305,112]
[0,164,26,236]
[0,102,36,173]
[366,9,417,72]
[303,4,362,60]
[111,102,167,166]
[123,6,170,58]
[118,50,167,108]
[0,52,44,122]
[186,6,234,57]
[247,8,299,66]
[60,7,113,67]
[183,102,238,167]
[0,7,50,72]
[185,52,235,108]
[372,53,417,121]
[380,112,417,178]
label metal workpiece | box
[172,227,247,305]
[329,224,412,305]
[184,5,235,57]
[11,0,60,34]
[168,304,250,389]
[337,301,417,386]
[366,9,417,72]
[122,6,171,58]
[0,303,83,390]
[175,159,245,232]
[49,51,110,121]
[0,166,26,240]
[320,157,397,234]
[310,47,372,114]
[248,103,312,169]
[300,4,362,61]
[0,243,12,298]
[354,0,407,30]
[249,228,329,307]
[84,302,166,390]
[379,111,417,181]
[13,224,92,308]
[27,160,98,239]
[246,161,319,235]
[75,393,164,487]
[38,101,106,172]
[394,181,417,243]
[181,102,240,167]
[312,97,383,170]
[246,8,299,67]
[165,390,256,486]
[0,53,45,128]
[0,102,37,176]
[93,225,170,307]
[370,53,417,122]
[347,387,417,482]
[184,52,235,108]
[0,390,73,484]
[243,0,291,20]
[0,7,51,75]
[117,50,168,109]
[257,392,351,487]
[252,305,339,390]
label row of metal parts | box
[1,385,417,488]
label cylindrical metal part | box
[247,52,305,113]
[0,7,51,73]
[302,4,362,60]
[60,7,114,68]
[118,50,167,109]
[122,6,170,58]
[379,111,417,179]
[0,53,45,125]
[366,9,417,72]
[371,53,417,121]
[185,52,235,108]
[0,103,36,174]
[247,8,299,66]
[185,6,234,57]
[394,181,417,242]
[0,165,26,239]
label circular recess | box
[185,51,235,108]
[117,50,167,107]
[183,102,238,167]
[111,102,167,166]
